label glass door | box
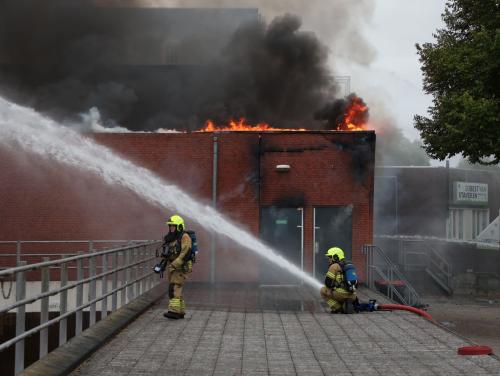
[313,206,353,280]
[260,207,303,285]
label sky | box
[336,0,447,142]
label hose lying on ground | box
[376,303,435,323]
[355,300,435,322]
[356,300,494,355]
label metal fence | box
[0,240,162,375]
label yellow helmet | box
[325,247,345,261]
[166,214,185,232]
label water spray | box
[0,96,323,290]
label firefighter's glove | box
[167,264,176,273]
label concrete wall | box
[375,166,500,238]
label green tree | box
[414,0,500,164]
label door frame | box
[259,206,304,286]
[312,205,354,279]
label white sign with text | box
[454,182,488,204]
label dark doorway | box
[313,206,353,280]
[260,207,303,285]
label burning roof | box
[200,94,370,132]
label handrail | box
[363,244,423,307]
[428,243,452,275]
[368,264,410,305]
[0,240,152,270]
[0,240,163,375]
[0,240,159,277]
[0,255,156,315]
[399,239,453,294]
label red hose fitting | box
[377,304,435,323]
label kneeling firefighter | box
[320,247,358,314]
[162,214,193,320]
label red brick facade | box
[0,131,375,282]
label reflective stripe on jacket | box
[324,262,348,293]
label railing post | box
[141,246,147,294]
[369,247,372,289]
[126,249,133,303]
[145,246,151,291]
[407,279,410,305]
[16,241,21,266]
[89,254,97,326]
[371,246,374,289]
[59,263,68,346]
[112,252,118,311]
[133,247,139,298]
[101,254,108,319]
[39,257,50,358]
[75,252,84,336]
[15,261,27,375]
[128,248,133,301]
[149,245,154,289]
[120,251,126,307]
[389,267,394,301]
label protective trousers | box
[320,286,356,312]
[168,270,186,314]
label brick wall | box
[259,132,375,280]
[0,131,375,282]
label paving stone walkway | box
[72,286,500,376]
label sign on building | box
[453,182,488,205]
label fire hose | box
[356,300,494,355]
[355,299,435,322]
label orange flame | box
[198,96,370,132]
[338,96,369,131]
[199,118,306,132]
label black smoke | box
[0,1,362,131]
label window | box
[447,208,463,239]
[472,209,490,239]
[447,208,490,241]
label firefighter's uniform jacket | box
[165,232,192,314]
[320,262,357,312]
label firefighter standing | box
[320,247,357,314]
[162,214,192,320]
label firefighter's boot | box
[343,300,355,314]
[163,311,183,320]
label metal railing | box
[0,240,151,268]
[426,243,453,295]
[398,239,453,295]
[375,237,454,295]
[0,240,162,375]
[363,244,424,307]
